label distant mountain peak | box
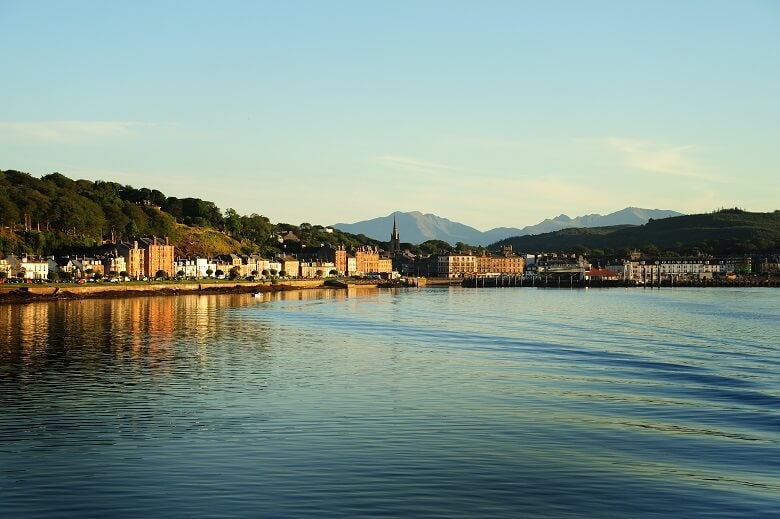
[334,207,683,246]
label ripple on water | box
[1,288,779,517]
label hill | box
[334,208,682,246]
[493,209,780,256]
[0,169,382,256]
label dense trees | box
[493,210,780,258]
[0,169,385,257]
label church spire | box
[389,214,400,253]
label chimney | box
[165,236,169,246]
[133,240,138,250]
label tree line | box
[0,170,382,256]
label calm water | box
[1,287,779,518]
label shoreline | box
[0,280,333,305]
[3,276,776,305]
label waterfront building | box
[174,258,199,278]
[606,261,631,280]
[334,246,347,275]
[5,254,49,280]
[586,267,621,281]
[268,260,282,275]
[354,246,381,276]
[534,254,589,281]
[474,247,525,276]
[71,257,105,278]
[299,262,337,278]
[279,256,300,278]
[378,257,393,275]
[0,257,11,278]
[623,257,753,283]
[102,254,126,277]
[437,254,477,278]
[316,245,348,275]
[244,255,265,277]
[199,258,217,277]
[116,241,145,279]
[436,250,525,278]
[141,236,175,278]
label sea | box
[1,287,779,518]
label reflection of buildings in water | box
[8,303,51,358]
[262,288,353,303]
[0,288,377,372]
[115,297,177,369]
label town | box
[2,217,778,288]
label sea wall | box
[0,279,330,303]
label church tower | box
[389,215,401,254]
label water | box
[1,287,779,517]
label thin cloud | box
[449,137,530,150]
[602,137,713,179]
[373,155,469,175]
[0,121,156,143]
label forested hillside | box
[493,209,780,257]
[0,170,381,256]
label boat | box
[252,291,263,298]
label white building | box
[6,254,49,280]
[174,258,200,278]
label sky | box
[1,1,778,230]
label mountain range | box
[333,207,683,246]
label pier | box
[462,275,780,289]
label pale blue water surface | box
[1,287,779,517]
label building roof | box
[587,268,620,278]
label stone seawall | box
[0,279,330,303]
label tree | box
[269,268,278,276]
[315,269,324,278]
[119,271,129,278]
[224,208,242,237]
[279,270,286,277]
[206,268,214,278]
[0,271,7,280]
[643,244,660,257]
[261,269,270,278]
[228,266,241,279]
[177,270,186,278]
[155,270,168,279]
[215,269,224,278]
[329,269,338,277]
[93,272,103,281]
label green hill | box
[0,169,382,256]
[493,209,780,256]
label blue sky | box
[1,1,778,230]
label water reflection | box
[0,288,378,377]
[1,288,778,518]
